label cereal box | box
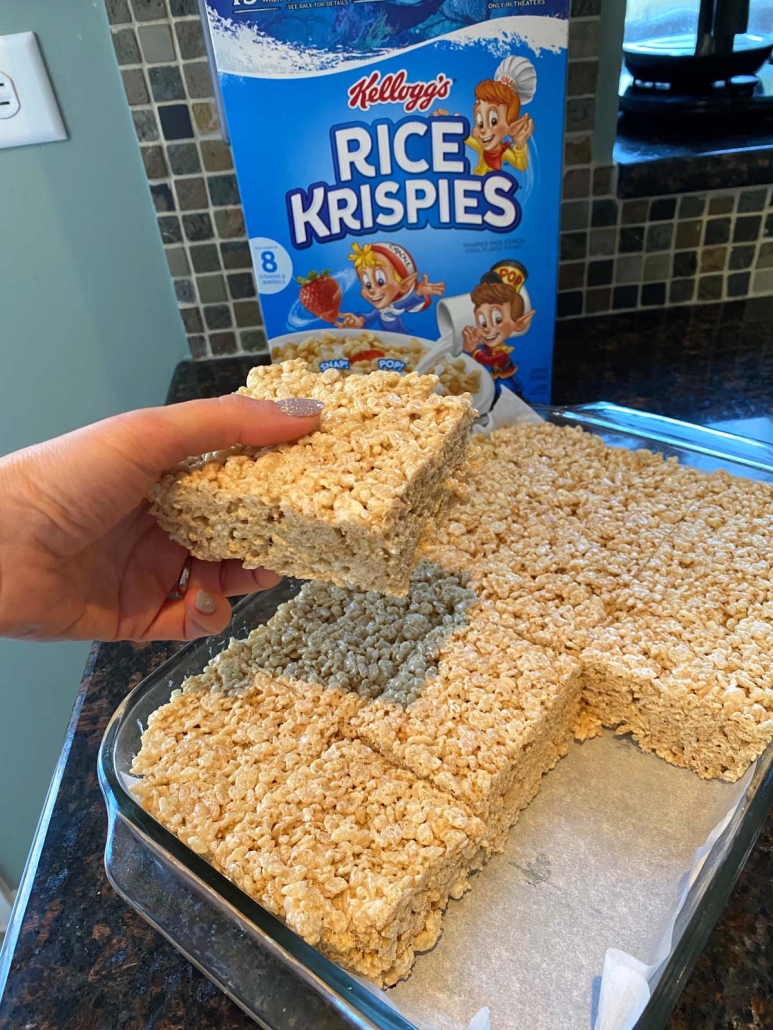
[202,2,569,414]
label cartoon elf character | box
[338,242,445,333]
[434,56,536,177]
[462,261,536,398]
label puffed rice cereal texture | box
[149,360,474,597]
[132,419,773,987]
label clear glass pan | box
[98,402,773,1030]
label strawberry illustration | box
[296,269,342,324]
[349,349,385,364]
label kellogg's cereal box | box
[202,1,569,415]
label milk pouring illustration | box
[202,1,569,407]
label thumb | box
[14,393,324,541]
[122,393,324,476]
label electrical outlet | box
[0,72,21,119]
[0,32,66,150]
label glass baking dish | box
[98,402,773,1030]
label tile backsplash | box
[557,177,773,318]
[106,0,773,358]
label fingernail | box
[194,589,217,615]
[275,398,324,418]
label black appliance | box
[620,0,773,121]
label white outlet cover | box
[0,32,66,150]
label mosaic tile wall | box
[106,0,773,357]
[107,0,263,358]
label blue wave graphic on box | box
[209,1,567,60]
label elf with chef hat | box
[466,56,537,177]
[338,242,446,333]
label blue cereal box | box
[203,2,569,415]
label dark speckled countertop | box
[1,300,772,1030]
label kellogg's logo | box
[347,70,452,114]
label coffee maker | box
[620,0,773,120]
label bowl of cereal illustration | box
[269,329,494,412]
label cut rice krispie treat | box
[244,561,476,702]
[131,672,362,854]
[133,412,773,991]
[420,424,731,651]
[581,609,773,780]
[475,560,608,654]
[150,360,474,596]
[615,492,773,629]
[345,604,584,853]
[132,679,482,985]
[209,738,484,986]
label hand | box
[0,395,323,643]
[462,325,483,352]
[415,274,446,299]
[509,114,533,150]
[337,312,365,329]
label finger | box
[140,590,233,641]
[116,394,325,478]
[189,557,282,597]
[22,394,325,537]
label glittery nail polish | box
[276,398,325,418]
[194,589,217,615]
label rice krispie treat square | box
[208,738,484,987]
[614,489,773,630]
[421,425,729,651]
[150,360,474,597]
[346,607,584,852]
[131,672,361,855]
[581,609,773,780]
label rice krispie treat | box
[422,424,717,651]
[132,417,773,990]
[614,494,773,629]
[346,605,584,853]
[243,561,476,702]
[209,739,484,986]
[131,672,362,854]
[150,360,474,597]
[581,609,773,780]
[132,678,482,985]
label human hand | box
[0,395,323,643]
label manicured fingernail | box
[194,589,217,615]
[276,398,324,418]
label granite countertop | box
[1,300,772,1030]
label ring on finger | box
[169,554,194,600]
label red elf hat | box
[369,242,418,281]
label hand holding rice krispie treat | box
[150,360,475,597]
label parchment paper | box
[385,733,749,1030]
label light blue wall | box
[0,0,187,886]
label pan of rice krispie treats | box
[102,403,773,1027]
